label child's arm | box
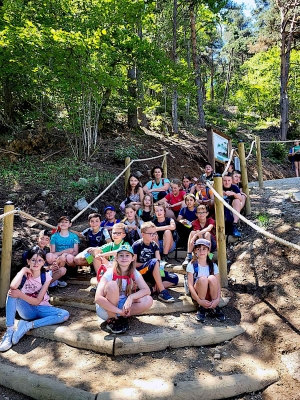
[70,229,84,239]
[95,277,123,314]
[122,275,151,316]
[8,279,52,306]
[10,267,32,289]
[155,249,161,261]
[169,200,184,209]
[155,219,176,231]
[192,223,214,240]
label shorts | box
[158,240,176,254]
[294,153,300,161]
[96,296,127,321]
[211,237,217,253]
[137,258,178,286]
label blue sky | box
[233,0,257,16]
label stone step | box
[89,273,185,287]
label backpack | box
[19,270,47,290]
[150,178,165,189]
[183,261,214,296]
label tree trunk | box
[279,32,290,140]
[189,3,205,128]
[223,49,233,106]
[127,66,138,129]
[172,0,178,133]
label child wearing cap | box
[95,244,153,334]
[47,216,80,269]
[132,221,179,303]
[186,238,225,323]
[100,206,121,237]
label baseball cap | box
[58,216,71,223]
[104,205,115,213]
[193,238,211,249]
[116,244,134,255]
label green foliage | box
[267,141,286,163]
[113,145,140,161]
[227,121,239,135]
[257,212,270,228]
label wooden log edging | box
[0,363,95,400]
[96,369,279,400]
[114,325,244,356]
[0,317,241,356]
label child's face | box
[196,208,208,220]
[89,217,101,231]
[142,227,157,244]
[171,183,180,195]
[130,176,139,187]
[196,182,205,192]
[117,251,134,267]
[58,219,72,230]
[223,176,232,189]
[228,164,234,173]
[185,197,195,208]
[27,254,45,270]
[154,206,165,219]
[38,235,50,249]
[111,228,126,244]
[144,196,151,207]
[194,245,209,256]
[105,210,116,221]
[205,165,213,174]
[232,174,241,184]
[182,178,191,187]
[125,208,136,221]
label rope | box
[222,148,236,176]
[245,140,255,161]
[17,210,56,230]
[71,152,169,223]
[206,180,300,252]
[260,140,300,144]
[0,209,18,220]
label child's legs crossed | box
[207,275,218,299]
[130,296,153,316]
[162,271,179,288]
[74,251,89,266]
[96,281,120,319]
[31,306,69,328]
[194,276,209,299]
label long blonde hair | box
[113,257,135,296]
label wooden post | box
[206,127,215,171]
[162,151,168,178]
[124,156,131,193]
[237,141,251,216]
[213,176,227,288]
[0,201,14,308]
[255,136,263,188]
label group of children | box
[0,163,243,349]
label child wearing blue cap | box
[100,205,121,237]
[95,244,153,333]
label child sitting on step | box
[152,202,176,262]
[137,194,154,223]
[132,221,178,303]
[186,238,225,323]
[95,244,153,334]
[0,247,69,352]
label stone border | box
[0,362,278,400]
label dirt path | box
[0,179,299,399]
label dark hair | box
[151,165,163,178]
[182,174,191,181]
[191,249,214,275]
[204,162,212,167]
[39,229,52,238]
[88,213,101,221]
[126,173,142,196]
[26,246,47,262]
[233,170,241,175]
[223,172,232,177]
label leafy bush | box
[113,145,140,161]
[267,141,286,163]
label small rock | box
[214,353,221,360]
[41,190,50,197]
[74,197,89,211]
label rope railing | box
[71,152,169,223]
[245,140,255,161]
[222,148,237,176]
[260,139,300,144]
[206,180,300,252]
[0,209,17,220]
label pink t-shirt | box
[165,191,186,211]
[21,272,52,306]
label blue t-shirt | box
[178,207,197,222]
[81,227,110,247]
[50,232,80,252]
[145,178,170,201]
[132,239,159,263]
[100,219,121,228]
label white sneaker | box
[12,320,31,345]
[0,330,13,352]
[182,257,191,268]
[57,280,68,288]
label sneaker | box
[118,316,130,332]
[232,224,241,238]
[12,320,31,345]
[161,255,169,263]
[158,289,175,303]
[182,256,191,268]
[214,306,226,322]
[0,330,13,352]
[90,286,97,293]
[195,306,206,323]
[106,318,125,334]
[57,280,68,288]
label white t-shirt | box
[20,271,52,306]
[186,262,219,279]
[103,268,141,299]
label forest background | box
[0,0,300,216]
